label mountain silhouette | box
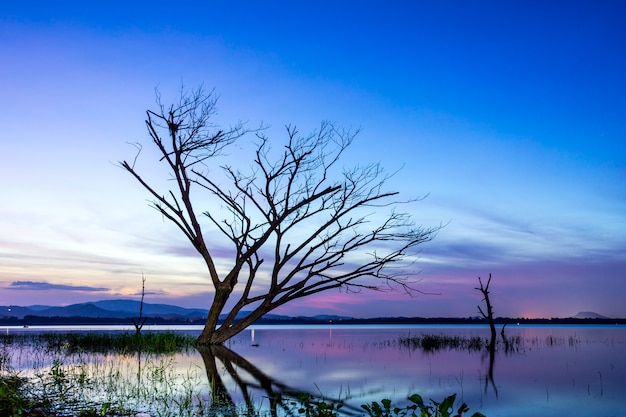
[571,311,608,319]
[0,300,208,320]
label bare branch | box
[120,86,439,344]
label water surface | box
[3,324,625,416]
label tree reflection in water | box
[196,344,360,416]
[481,339,498,397]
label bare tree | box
[476,273,497,343]
[476,273,498,396]
[132,273,147,336]
[121,87,439,344]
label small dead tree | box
[132,273,147,336]
[475,273,496,343]
[121,86,439,344]
[476,273,498,396]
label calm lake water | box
[3,324,625,416]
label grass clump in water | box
[398,333,524,353]
[33,331,197,355]
[398,334,488,352]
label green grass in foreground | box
[0,374,37,417]
[294,393,485,417]
[0,374,486,417]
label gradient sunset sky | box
[1,1,625,318]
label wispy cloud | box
[8,281,109,292]
[128,290,165,296]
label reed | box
[0,332,204,416]
[39,331,197,355]
[1,351,211,416]
[397,333,523,353]
[398,334,488,352]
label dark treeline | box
[262,316,626,325]
[1,315,625,326]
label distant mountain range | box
[0,300,618,324]
[0,299,350,322]
[0,300,209,320]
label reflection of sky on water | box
[225,325,626,417]
[2,325,625,416]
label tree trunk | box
[485,294,497,343]
[476,274,497,344]
[197,287,232,344]
[198,300,273,344]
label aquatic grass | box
[2,351,209,416]
[527,335,582,348]
[397,334,524,353]
[0,346,11,372]
[398,335,489,352]
[0,333,31,349]
[2,331,197,356]
[0,333,209,416]
[41,331,197,355]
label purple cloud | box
[8,281,109,292]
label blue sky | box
[1,1,625,318]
